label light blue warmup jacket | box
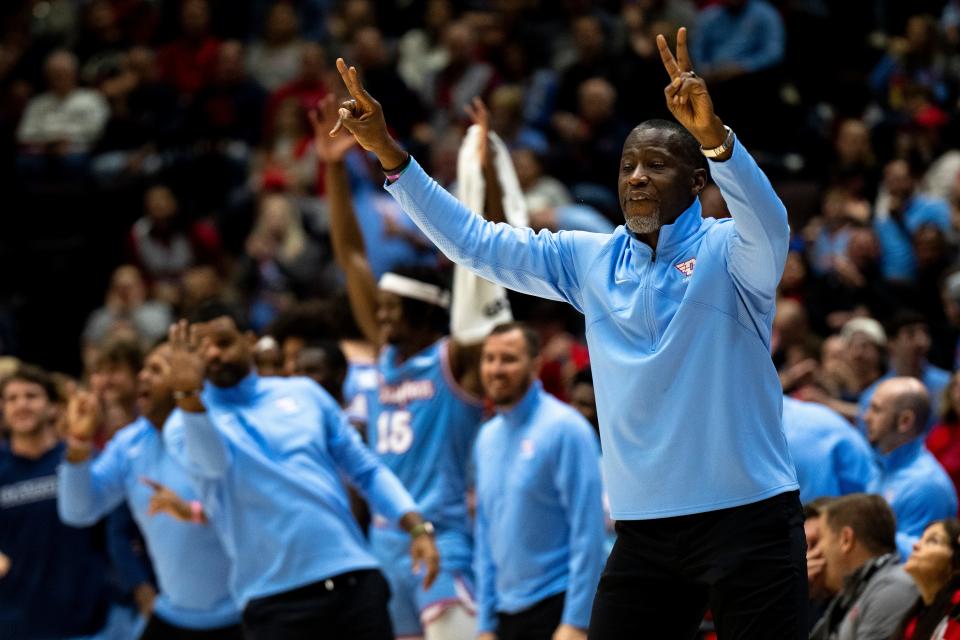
[781,396,875,505]
[474,382,606,632]
[58,416,240,630]
[163,373,418,607]
[386,136,799,519]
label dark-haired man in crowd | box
[332,25,805,637]
[0,365,114,638]
[808,494,917,640]
[162,305,439,639]
[474,323,605,640]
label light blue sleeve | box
[710,136,790,316]
[553,422,606,630]
[58,439,128,527]
[474,446,499,634]
[739,5,785,72]
[386,157,588,312]
[323,396,417,523]
[835,433,876,495]
[171,411,232,480]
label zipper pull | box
[651,250,656,263]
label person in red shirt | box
[928,372,960,496]
[157,0,220,99]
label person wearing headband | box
[331,27,807,639]
[309,94,490,640]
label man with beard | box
[162,304,439,639]
[58,343,242,639]
[330,26,804,638]
[474,323,605,640]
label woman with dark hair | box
[893,518,960,639]
[928,373,960,496]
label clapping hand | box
[656,27,726,149]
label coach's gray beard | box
[625,215,662,235]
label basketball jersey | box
[368,338,484,569]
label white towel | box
[450,125,528,344]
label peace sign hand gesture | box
[656,27,727,150]
[330,58,408,170]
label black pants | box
[241,569,393,640]
[140,614,244,640]
[589,491,808,640]
[497,592,565,640]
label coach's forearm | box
[371,137,409,173]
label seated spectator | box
[552,13,614,115]
[88,337,143,445]
[807,318,887,421]
[397,0,452,95]
[781,397,875,504]
[809,494,918,640]
[128,184,222,305]
[488,85,549,154]
[253,96,316,194]
[864,377,958,558]
[690,0,785,144]
[265,42,328,133]
[0,365,114,639]
[891,519,960,639]
[82,265,173,355]
[246,2,303,92]
[858,311,951,431]
[75,0,130,86]
[806,187,861,277]
[552,77,630,221]
[234,193,332,330]
[512,146,570,212]
[827,118,881,202]
[871,15,951,119]
[156,0,220,99]
[91,46,182,185]
[16,49,110,178]
[422,20,498,132]
[874,159,951,283]
[350,26,429,143]
[928,372,960,497]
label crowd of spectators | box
[7,0,960,637]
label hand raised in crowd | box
[330,57,408,170]
[65,390,99,444]
[410,530,440,590]
[142,477,204,523]
[656,27,727,150]
[167,320,206,411]
[464,96,493,168]
[64,390,100,462]
[308,94,356,164]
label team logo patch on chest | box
[674,257,696,277]
[275,397,300,413]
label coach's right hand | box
[330,58,409,171]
